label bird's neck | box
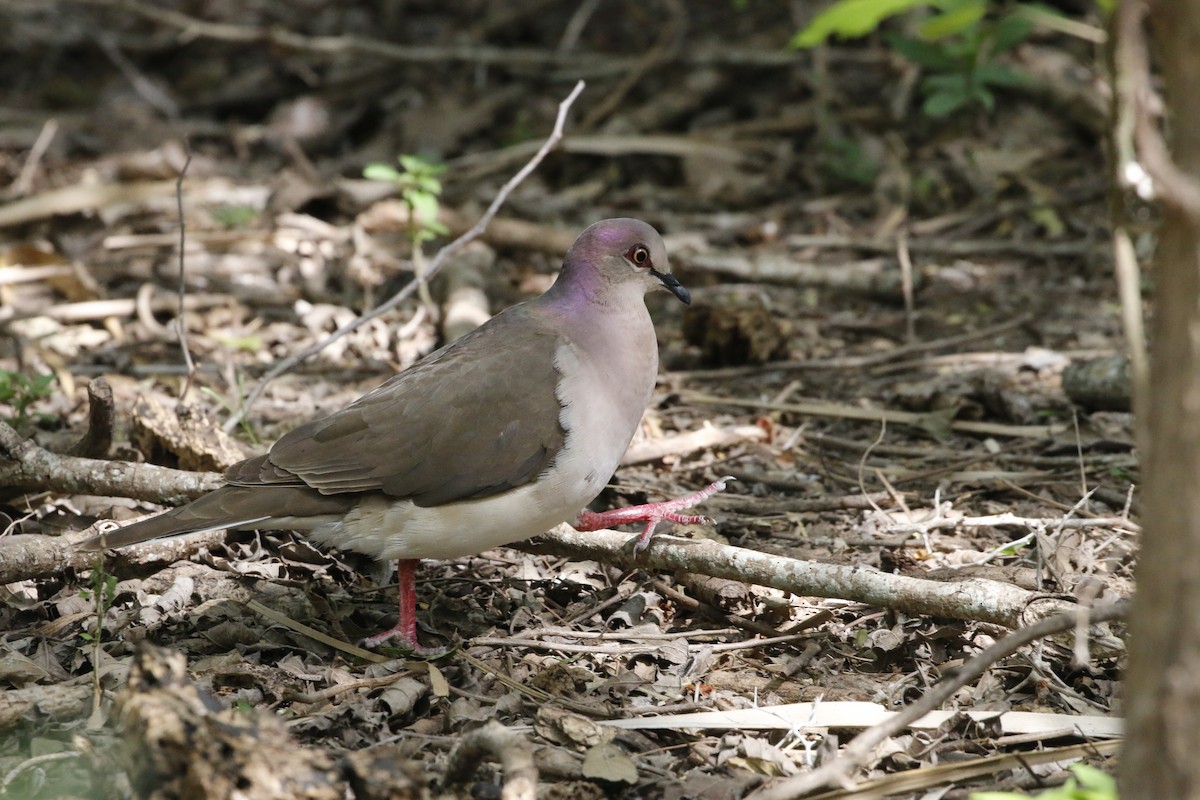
[537,276,658,384]
[542,266,643,313]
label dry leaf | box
[581,742,638,784]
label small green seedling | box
[0,369,56,430]
[792,0,1051,117]
[363,154,450,244]
[80,564,118,644]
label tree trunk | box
[1121,1,1200,796]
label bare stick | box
[0,421,220,506]
[95,32,179,119]
[224,80,586,432]
[523,525,1118,635]
[12,119,58,197]
[896,231,916,343]
[174,146,196,400]
[68,377,114,458]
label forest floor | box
[0,2,1132,798]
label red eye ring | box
[627,244,651,267]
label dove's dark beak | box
[651,269,691,305]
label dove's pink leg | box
[362,559,448,657]
[574,477,733,554]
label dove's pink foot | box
[574,476,733,554]
[362,559,450,657]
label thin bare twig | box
[68,0,806,72]
[12,119,58,197]
[557,0,602,52]
[748,600,1128,800]
[896,231,916,343]
[224,80,586,432]
[174,146,196,400]
[95,32,179,119]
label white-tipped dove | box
[82,218,726,653]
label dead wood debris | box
[1061,354,1132,412]
[112,643,427,800]
[129,395,247,472]
[0,421,221,506]
[66,376,114,459]
[527,526,1123,643]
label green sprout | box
[363,154,450,244]
[0,369,56,430]
[792,0,1050,117]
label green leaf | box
[973,63,1029,88]
[972,82,996,111]
[989,11,1035,54]
[892,33,964,70]
[398,154,446,177]
[923,87,971,117]
[216,334,263,352]
[922,72,969,91]
[397,154,424,173]
[363,163,401,182]
[888,33,960,69]
[791,0,935,47]
[212,204,258,230]
[820,137,881,187]
[919,0,985,39]
[29,373,54,397]
[417,176,443,195]
[408,192,440,223]
[1067,763,1117,795]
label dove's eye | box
[627,244,651,268]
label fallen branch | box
[523,526,1121,640]
[0,291,232,326]
[0,679,94,734]
[69,0,812,72]
[0,422,220,506]
[672,315,1036,381]
[0,180,177,228]
[0,528,226,586]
